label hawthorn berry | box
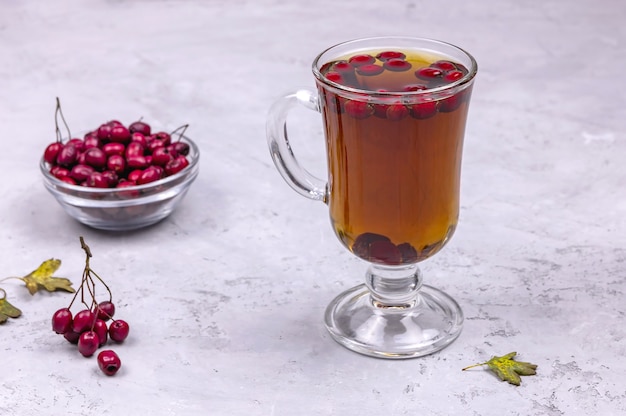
[78,331,100,357]
[96,301,115,321]
[97,350,122,376]
[51,308,73,334]
[109,319,130,342]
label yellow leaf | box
[485,352,537,385]
[20,259,75,295]
[462,351,538,386]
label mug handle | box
[266,89,328,202]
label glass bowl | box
[40,136,199,231]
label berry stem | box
[80,236,92,259]
[65,281,82,310]
[54,97,72,143]
[64,236,96,310]
[461,362,488,371]
[89,269,113,302]
[83,270,98,310]
[79,236,113,303]
[170,123,189,142]
[0,276,24,284]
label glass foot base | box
[324,284,463,359]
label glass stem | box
[365,264,423,308]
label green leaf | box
[0,298,22,324]
[462,351,538,386]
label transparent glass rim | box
[312,36,478,97]
[39,135,199,195]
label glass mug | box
[267,36,477,358]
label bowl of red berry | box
[40,114,199,231]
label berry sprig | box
[51,236,129,376]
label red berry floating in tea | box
[325,71,344,84]
[385,103,409,121]
[376,51,406,61]
[356,64,384,76]
[344,100,374,119]
[383,59,412,72]
[414,67,444,81]
[349,54,376,67]
[409,101,438,119]
[430,60,458,72]
[332,61,352,72]
[444,70,465,83]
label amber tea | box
[267,36,477,358]
[317,49,473,265]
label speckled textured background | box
[0,0,625,415]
